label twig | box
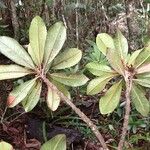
[42,76,109,150]
[118,71,133,150]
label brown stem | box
[118,73,133,150]
[42,76,109,150]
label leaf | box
[114,30,128,59]
[106,48,125,75]
[0,141,13,150]
[128,49,142,66]
[47,86,60,111]
[44,22,66,70]
[131,84,149,116]
[96,33,115,55]
[51,80,71,99]
[22,80,42,112]
[134,46,150,68]
[7,78,37,108]
[133,78,150,88]
[0,65,33,80]
[87,74,116,95]
[40,134,66,150]
[0,36,35,69]
[86,62,117,76]
[50,73,89,87]
[136,63,150,74]
[29,16,47,65]
[52,48,82,69]
[99,80,122,114]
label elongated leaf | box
[86,62,117,76]
[128,49,142,65]
[0,36,35,69]
[7,78,36,107]
[87,74,116,95]
[40,134,66,150]
[107,48,125,75]
[0,141,13,150]
[133,78,150,88]
[52,48,82,69]
[114,30,128,59]
[136,63,150,74]
[44,22,66,70]
[22,80,42,112]
[50,73,89,87]
[51,80,70,99]
[96,33,115,55]
[0,65,33,80]
[134,46,150,68]
[29,16,47,65]
[99,80,122,114]
[131,84,149,116]
[47,86,60,111]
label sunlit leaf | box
[0,141,13,150]
[52,48,82,69]
[29,16,47,65]
[96,33,115,55]
[134,45,150,68]
[133,78,150,88]
[86,62,117,76]
[136,63,150,74]
[87,74,116,95]
[22,80,42,112]
[128,49,142,65]
[44,22,66,70]
[0,36,35,69]
[131,84,149,116]
[50,73,89,87]
[47,86,61,111]
[0,65,33,80]
[7,78,37,107]
[114,30,128,59]
[40,134,66,150]
[99,80,122,114]
[106,48,125,75]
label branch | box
[42,76,109,150]
[118,71,133,150]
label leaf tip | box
[7,95,16,107]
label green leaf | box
[99,80,122,114]
[86,62,117,76]
[47,86,61,111]
[131,84,149,116]
[0,65,33,80]
[114,30,128,59]
[87,74,116,95]
[22,80,42,112]
[40,134,66,150]
[52,48,82,69]
[133,78,150,88]
[50,73,89,87]
[134,46,150,68]
[51,80,70,99]
[96,33,115,55]
[44,22,66,70]
[7,78,37,108]
[136,63,150,74]
[0,141,13,150]
[128,49,142,66]
[0,36,35,69]
[106,48,125,75]
[29,16,47,65]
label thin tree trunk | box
[41,75,109,150]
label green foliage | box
[0,16,88,112]
[0,141,13,150]
[87,30,150,116]
[40,134,66,150]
